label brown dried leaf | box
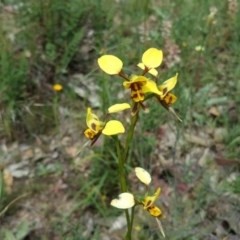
[208,106,220,117]
[184,133,212,147]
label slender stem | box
[123,111,139,163]
[129,207,135,235]
[123,112,138,240]
[116,137,127,192]
[115,137,131,239]
[114,107,139,240]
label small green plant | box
[83,48,180,239]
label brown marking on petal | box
[164,93,174,105]
[84,129,96,139]
[147,205,161,217]
[131,83,142,91]
[147,205,153,211]
[91,123,97,131]
[130,83,137,91]
[145,200,152,208]
[132,93,137,98]
[87,132,94,139]
[162,87,168,95]
[131,90,144,102]
[131,102,139,115]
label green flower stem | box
[0,166,3,204]
[115,136,127,192]
[123,111,139,164]
[114,108,139,240]
[115,137,131,239]
[129,207,135,235]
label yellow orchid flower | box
[111,167,163,217]
[110,167,165,236]
[157,73,182,121]
[84,107,125,142]
[123,75,147,102]
[98,55,123,75]
[138,48,163,76]
[123,76,162,103]
[142,187,161,217]
[110,167,165,238]
[158,73,178,105]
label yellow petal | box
[98,55,123,75]
[158,73,178,97]
[84,128,97,139]
[86,108,103,132]
[111,192,135,209]
[142,48,163,69]
[135,167,151,185]
[142,79,163,96]
[123,75,147,89]
[137,62,145,70]
[137,63,158,76]
[102,120,125,135]
[108,103,131,113]
[147,205,162,217]
[163,93,177,105]
[148,68,158,76]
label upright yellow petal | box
[142,48,163,69]
[102,120,125,135]
[111,192,135,209]
[143,187,161,209]
[98,55,123,75]
[108,103,131,113]
[135,167,151,185]
[86,108,103,132]
[158,73,178,97]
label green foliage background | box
[0,0,240,239]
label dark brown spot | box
[145,200,152,208]
[131,83,142,91]
[91,123,97,131]
[162,87,168,95]
[132,93,138,99]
